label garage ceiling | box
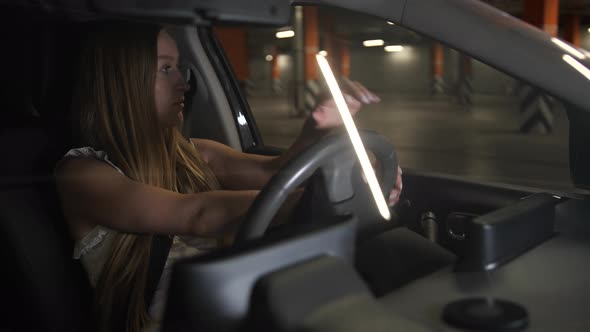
[246,0,590,55]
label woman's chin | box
[159,115,183,129]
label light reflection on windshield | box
[551,37,586,60]
[316,54,391,221]
[563,54,590,80]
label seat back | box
[0,128,93,332]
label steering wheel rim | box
[235,130,398,244]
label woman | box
[55,21,402,332]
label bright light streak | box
[276,30,295,39]
[387,21,395,25]
[319,50,328,57]
[552,37,586,60]
[237,112,248,126]
[563,54,590,80]
[315,55,391,221]
[384,45,404,52]
[363,39,385,47]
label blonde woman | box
[55,21,402,332]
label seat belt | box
[144,235,173,309]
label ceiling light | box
[363,39,385,47]
[387,21,395,25]
[318,50,328,57]
[276,30,295,39]
[265,55,274,62]
[385,45,404,52]
[315,54,391,221]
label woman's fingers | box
[341,77,380,104]
[354,80,381,103]
[313,94,361,129]
[311,78,378,129]
[344,93,362,116]
[388,166,403,207]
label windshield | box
[216,5,574,192]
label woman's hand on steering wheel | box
[311,78,380,130]
[388,166,403,207]
[309,79,402,208]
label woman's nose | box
[177,79,190,92]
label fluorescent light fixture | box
[265,54,274,62]
[563,54,590,80]
[276,30,295,39]
[387,21,395,25]
[551,37,586,60]
[588,27,590,33]
[315,54,391,221]
[385,45,404,52]
[319,50,328,57]
[363,39,385,47]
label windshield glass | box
[216,5,573,192]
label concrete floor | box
[249,94,576,192]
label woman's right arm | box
[56,158,259,239]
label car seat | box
[0,11,93,332]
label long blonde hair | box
[73,21,219,332]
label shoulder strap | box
[144,235,173,309]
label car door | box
[210,2,578,255]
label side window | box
[214,6,571,191]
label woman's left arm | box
[191,114,334,191]
[191,93,364,191]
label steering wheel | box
[235,130,398,244]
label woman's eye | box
[160,66,172,74]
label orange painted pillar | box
[271,47,281,94]
[340,41,350,78]
[431,42,444,95]
[433,43,444,78]
[271,47,280,80]
[214,27,249,82]
[523,0,559,36]
[304,6,319,81]
[321,11,341,76]
[563,14,580,47]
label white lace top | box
[60,147,217,330]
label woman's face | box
[155,30,189,128]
